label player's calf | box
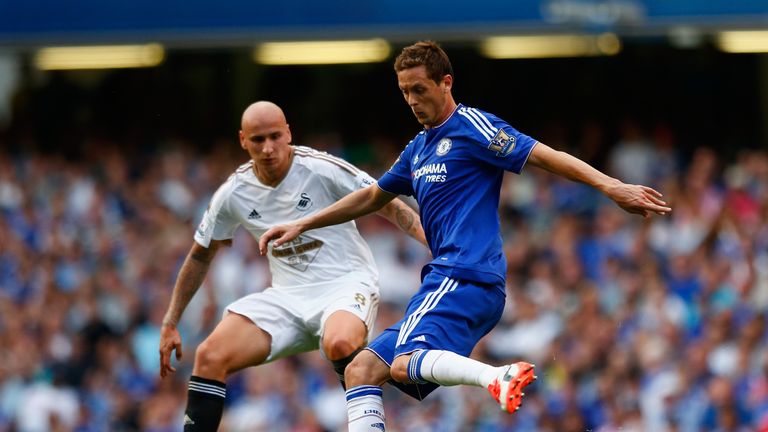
[389,353,414,383]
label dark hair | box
[394,40,453,84]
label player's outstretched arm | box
[526,142,672,217]
[375,198,428,248]
[259,184,396,254]
[159,240,228,378]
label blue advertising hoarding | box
[0,0,767,46]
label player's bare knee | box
[193,340,228,377]
[322,335,362,361]
[345,351,390,387]
[344,356,368,385]
[322,332,365,361]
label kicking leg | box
[391,351,536,413]
[388,273,536,413]
[185,312,272,431]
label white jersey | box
[194,145,379,288]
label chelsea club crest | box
[436,138,452,156]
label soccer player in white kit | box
[158,101,426,432]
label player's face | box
[397,66,451,128]
[240,117,292,182]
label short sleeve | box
[377,143,414,196]
[302,148,378,198]
[331,168,377,197]
[457,106,538,174]
[194,182,239,247]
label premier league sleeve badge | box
[488,129,516,157]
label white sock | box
[346,385,386,432]
[409,349,504,388]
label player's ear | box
[442,75,453,93]
[239,130,247,149]
[286,124,292,144]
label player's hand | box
[259,224,302,255]
[608,183,672,217]
[159,324,183,378]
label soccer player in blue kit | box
[260,41,671,431]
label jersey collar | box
[426,103,460,131]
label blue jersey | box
[378,104,537,285]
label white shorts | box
[225,271,379,363]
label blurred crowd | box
[1,122,767,432]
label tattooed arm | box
[159,239,229,377]
[375,198,427,248]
